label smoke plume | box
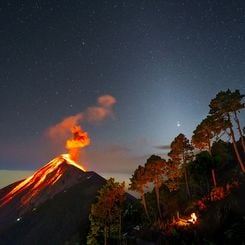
[47,114,83,141]
[66,126,90,162]
[85,95,116,123]
[46,94,116,141]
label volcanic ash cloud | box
[66,126,90,162]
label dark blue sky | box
[0,0,245,174]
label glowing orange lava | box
[66,126,90,162]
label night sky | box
[1,1,245,184]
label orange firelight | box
[188,212,197,224]
[174,212,198,226]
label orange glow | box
[66,126,90,162]
[188,212,197,224]
[174,212,198,226]
[0,154,86,208]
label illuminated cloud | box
[154,145,171,151]
[46,94,116,140]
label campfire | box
[174,212,198,226]
[188,212,197,224]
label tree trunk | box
[207,131,212,153]
[206,176,210,195]
[141,193,150,221]
[229,124,245,173]
[104,226,107,245]
[154,185,162,219]
[207,148,217,188]
[211,168,217,188]
[184,168,191,199]
[234,111,245,153]
[119,211,122,245]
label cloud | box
[46,94,116,140]
[154,145,171,150]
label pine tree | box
[192,115,223,187]
[144,155,168,219]
[209,89,245,173]
[168,133,194,199]
[87,178,125,245]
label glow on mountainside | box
[0,154,85,207]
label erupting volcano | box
[0,126,90,210]
[0,120,133,244]
[0,125,94,236]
